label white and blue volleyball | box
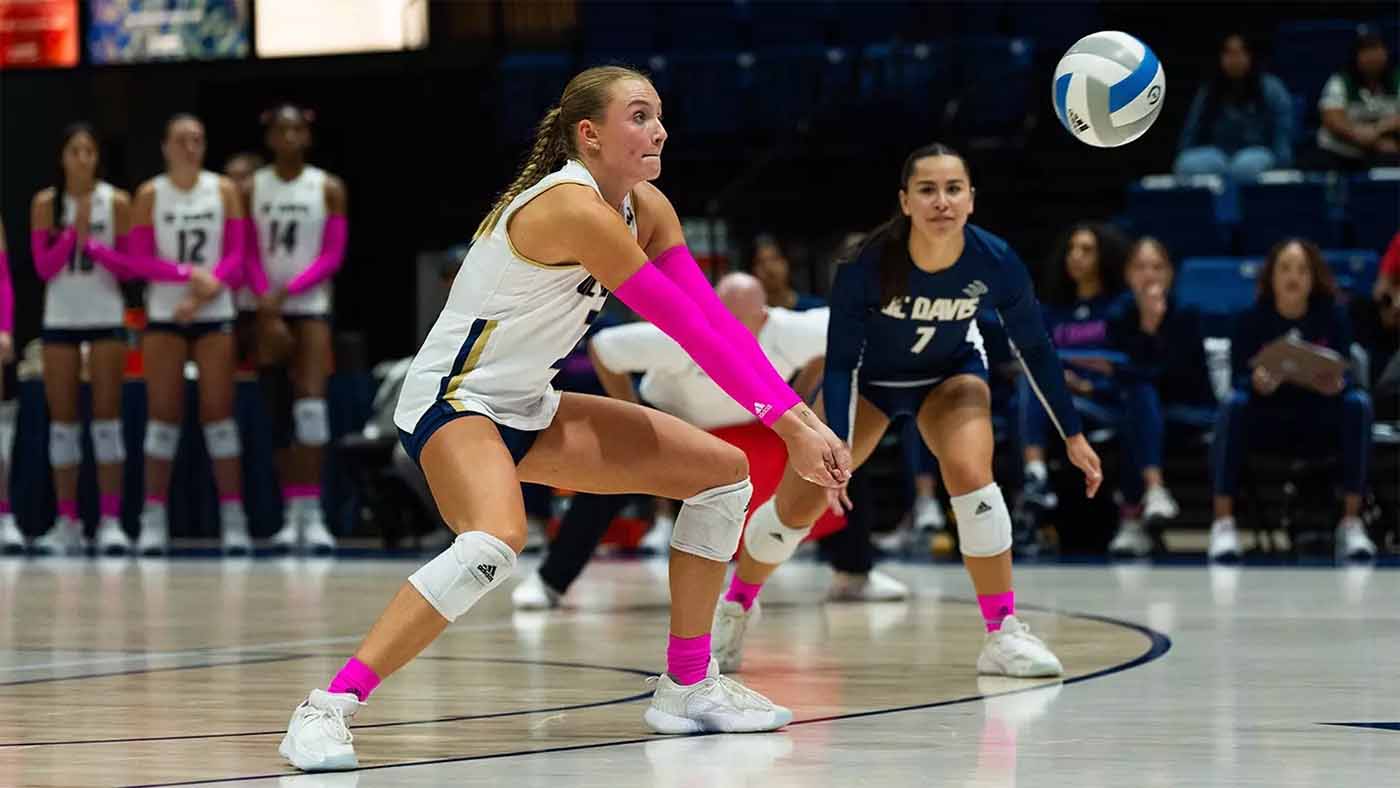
[1053,31,1165,147]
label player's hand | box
[189,269,222,300]
[1063,369,1093,395]
[1315,373,1346,396]
[773,410,842,488]
[1065,434,1102,498]
[0,332,13,364]
[825,483,853,516]
[796,406,852,482]
[1252,364,1281,395]
[73,195,92,244]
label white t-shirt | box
[1316,72,1400,159]
[591,307,828,430]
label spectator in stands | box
[1016,222,1127,550]
[1176,33,1294,182]
[1105,237,1217,557]
[1355,230,1399,420]
[1316,28,1400,170]
[751,234,825,312]
[1208,238,1377,562]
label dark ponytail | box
[54,122,98,237]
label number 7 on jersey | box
[911,326,937,353]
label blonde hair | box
[474,65,651,239]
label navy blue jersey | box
[1107,292,1216,407]
[1231,299,1356,404]
[1042,293,1120,395]
[823,224,1083,442]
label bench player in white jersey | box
[126,114,251,555]
[278,65,851,771]
[243,104,348,553]
[28,124,133,555]
[0,218,18,553]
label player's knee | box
[293,398,330,446]
[144,421,180,461]
[671,477,752,562]
[941,460,992,497]
[202,419,242,460]
[48,422,82,468]
[951,482,1012,558]
[408,530,517,622]
[92,420,126,465]
[743,494,812,565]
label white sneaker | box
[977,615,1063,678]
[1336,517,1376,561]
[914,495,946,530]
[643,658,792,734]
[269,518,300,552]
[523,515,547,554]
[1108,519,1152,558]
[640,513,674,554]
[303,509,337,554]
[1208,518,1241,562]
[1143,486,1180,522]
[827,569,910,602]
[33,516,88,556]
[221,504,252,556]
[279,688,364,771]
[0,513,25,554]
[511,571,562,610]
[137,505,169,556]
[94,516,131,555]
[712,599,758,673]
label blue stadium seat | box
[1272,20,1358,118]
[1324,249,1381,297]
[1347,172,1400,252]
[749,46,855,133]
[1238,175,1339,254]
[660,2,743,52]
[832,0,914,48]
[665,51,754,139]
[1125,177,1231,257]
[858,41,952,126]
[1176,257,1263,336]
[578,1,661,55]
[498,52,574,144]
[947,36,1034,138]
[748,0,832,50]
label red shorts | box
[708,422,846,544]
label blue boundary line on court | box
[112,603,1172,788]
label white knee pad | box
[202,419,242,460]
[670,478,752,562]
[48,422,82,468]
[92,419,125,464]
[742,497,813,565]
[0,401,16,465]
[408,530,517,622]
[293,398,329,447]
[144,421,180,461]
[951,482,1013,558]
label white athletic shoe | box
[712,599,758,673]
[511,571,562,610]
[303,510,337,554]
[33,516,88,556]
[1208,518,1241,562]
[1143,486,1179,522]
[644,658,792,734]
[221,504,253,556]
[94,516,131,556]
[977,615,1064,678]
[640,513,674,554]
[523,515,547,554]
[269,517,300,552]
[913,495,946,531]
[280,688,364,772]
[827,569,910,602]
[137,505,169,556]
[1108,519,1153,558]
[0,513,26,554]
[1336,517,1377,561]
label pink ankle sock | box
[57,500,78,519]
[100,495,121,518]
[326,657,381,702]
[145,494,167,507]
[666,633,712,686]
[724,574,763,611]
[0,501,11,515]
[218,493,242,505]
[978,590,1015,633]
[284,484,320,500]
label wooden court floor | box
[0,556,1394,787]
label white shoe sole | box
[642,705,792,735]
[977,651,1063,678]
[279,735,358,771]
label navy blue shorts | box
[858,348,988,421]
[146,320,234,341]
[398,400,542,468]
[42,326,126,344]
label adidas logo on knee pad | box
[477,563,496,582]
[975,502,992,515]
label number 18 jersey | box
[43,181,123,329]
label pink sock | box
[0,501,10,515]
[218,493,242,505]
[724,574,763,611]
[284,484,320,500]
[100,495,121,518]
[978,590,1015,632]
[666,633,712,686]
[326,657,381,702]
[57,500,79,519]
[145,494,167,507]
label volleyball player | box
[711,144,1103,677]
[0,218,18,553]
[278,65,850,771]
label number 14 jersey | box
[250,165,330,316]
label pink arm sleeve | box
[650,244,800,402]
[84,235,135,280]
[244,220,269,296]
[31,228,77,281]
[123,226,192,282]
[284,215,348,295]
[211,218,247,286]
[613,262,800,427]
[0,251,13,332]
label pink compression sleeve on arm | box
[244,220,268,296]
[84,235,135,280]
[122,226,192,282]
[613,262,800,427]
[651,244,802,404]
[0,251,13,332]
[284,215,347,295]
[211,218,247,286]
[31,228,77,281]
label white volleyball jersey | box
[147,171,234,323]
[591,307,829,430]
[248,165,331,315]
[395,160,636,434]
[43,181,125,329]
